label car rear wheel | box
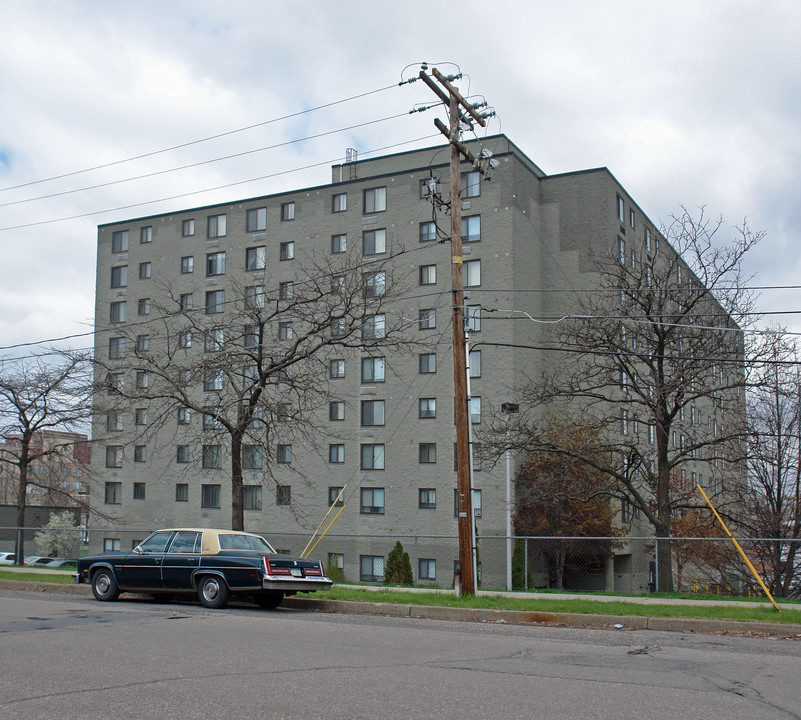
[197,575,229,609]
[253,591,284,609]
[91,569,120,602]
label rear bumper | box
[262,576,333,593]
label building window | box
[103,537,121,552]
[360,487,384,514]
[454,489,482,518]
[363,187,386,214]
[104,482,121,504]
[361,400,385,426]
[629,208,636,229]
[177,407,191,425]
[181,256,194,274]
[177,330,192,349]
[278,321,293,340]
[111,230,129,253]
[461,171,480,197]
[133,482,146,500]
[419,443,437,464]
[134,446,146,463]
[109,301,126,323]
[278,403,292,423]
[243,445,263,469]
[246,246,266,271]
[466,305,481,332]
[246,207,267,232]
[461,215,481,243]
[176,445,190,464]
[419,353,436,374]
[205,290,224,314]
[244,286,265,310]
[361,356,385,383]
[616,194,625,222]
[204,328,224,353]
[202,445,222,469]
[418,488,436,509]
[134,408,147,425]
[419,264,437,285]
[469,349,481,378]
[206,251,226,276]
[645,227,652,253]
[135,371,148,389]
[279,281,294,300]
[244,324,261,348]
[201,484,221,508]
[108,337,125,359]
[280,242,295,260]
[244,485,262,510]
[106,410,122,432]
[360,444,385,470]
[203,370,223,392]
[110,265,127,288]
[280,202,295,221]
[105,446,123,469]
[139,262,151,280]
[276,485,291,505]
[362,314,386,339]
[329,445,344,464]
[363,271,386,298]
[419,309,436,330]
[138,298,150,316]
[182,219,195,237]
[328,487,345,507]
[419,558,436,580]
[175,483,188,502]
[207,214,227,238]
[277,444,292,464]
[332,193,347,212]
[330,318,346,337]
[331,234,346,253]
[419,221,437,242]
[329,359,345,378]
[106,372,123,395]
[469,396,482,424]
[360,555,384,582]
[137,226,152,244]
[464,259,481,287]
[419,398,436,419]
[362,229,386,255]
[135,335,149,353]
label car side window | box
[168,531,201,554]
[137,531,172,554]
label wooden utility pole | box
[418,67,488,595]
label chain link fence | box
[2,525,799,598]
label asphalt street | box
[1,588,800,720]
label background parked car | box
[46,559,77,568]
[23,556,54,566]
[0,552,17,565]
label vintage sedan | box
[75,528,332,609]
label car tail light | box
[264,557,290,575]
[305,563,323,576]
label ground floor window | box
[419,558,436,580]
[360,555,384,582]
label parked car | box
[75,528,332,609]
[47,559,77,568]
[0,552,17,565]
[23,556,54,566]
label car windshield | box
[218,533,275,552]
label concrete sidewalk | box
[1,574,800,637]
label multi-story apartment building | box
[91,135,744,590]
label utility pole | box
[417,67,490,595]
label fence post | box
[524,537,529,590]
[654,538,659,594]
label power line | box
[0,83,401,193]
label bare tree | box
[741,328,801,597]
[0,350,93,560]
[94,247,417,531]
[487,207,762,591]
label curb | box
[2,579,798,637]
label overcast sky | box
[2,0,800,354]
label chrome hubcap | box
[203,580,219,600]
[96,575,109,594]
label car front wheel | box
[197,575,229,609]
[91,568,120,602]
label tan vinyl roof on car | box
[151,528,266,556]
